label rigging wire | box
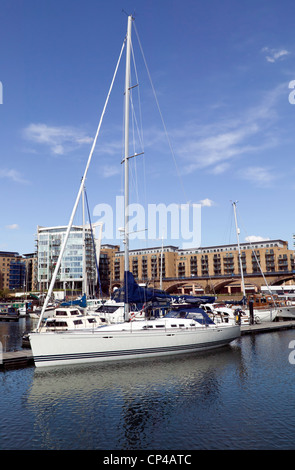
[133,22,189,204]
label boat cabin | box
[248,294,282,309]
[54,308,81,317]
[41,307,98,331]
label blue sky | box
[1,0,295,254]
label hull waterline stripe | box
[33,338,234,363]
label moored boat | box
[29,15,240,368]
[29,304,240,367]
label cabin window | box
[54,321,68,327]
[70,310,80,316]
[87,318,97,323]
[155,325,165,328]
[55,310,67,316]
[73,320,83,325]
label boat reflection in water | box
[26,343,242,450]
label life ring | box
[130,311,136,320]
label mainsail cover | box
[112,271,171,304]
[172,294,216,304]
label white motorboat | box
[274,295,295,319]
[29,303,57,319]
[202,303,250,325]
[38,307,100,331]
[92,299,146,323]
[23,307,100,348]
[18,306,27,316]
[29,15,240,368]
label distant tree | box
[0,289,12,301]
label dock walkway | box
[1,350,34,370]
[241,319,295,335]
[1,320,295,370]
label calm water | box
[1,318,295,450]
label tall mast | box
[232,201,246,301]
[124,15,133,319]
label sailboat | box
[29,15,240,368]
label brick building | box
[99,239,295,294]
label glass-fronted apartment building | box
[37,225,101,295]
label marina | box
[1,321,295,450]
[1,1,295,453]
[2,318,295,370]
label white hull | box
[276,305,295,319]
[29,321,240,368]
[250,308,277,322]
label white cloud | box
[23,123,93,155]
[101,164,121,178]
[211,163,230,174]
[245,235,270,243]
[239,166,277,187]
[199,198,215,207]
[262,47,290,63]
[174,84,284,178]
[0,169,29,184]
[5,224,19,230]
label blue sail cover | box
[60,293,87,308]
[172,294,216,304]
[112,271,172,304]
